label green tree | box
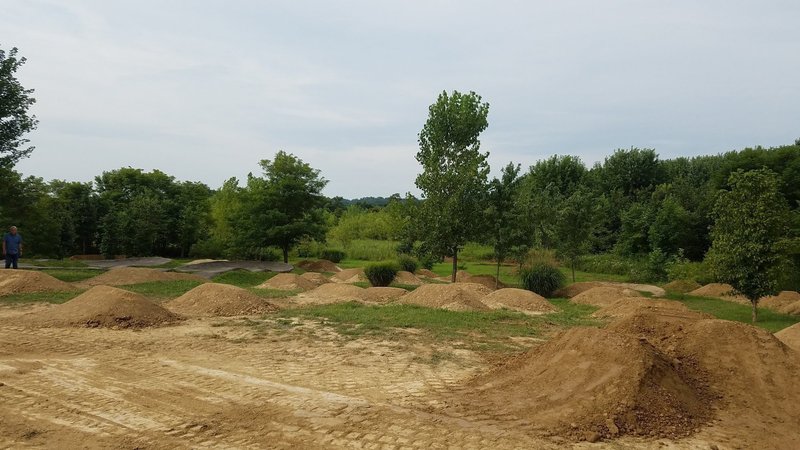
[0,46,38,167]
[708,169,790,322]
[415,90,490,281]
[486,162,525,287]
[555,188,596,282]
[233,151,328,263]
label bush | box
[575,253,633,275]
[364,261,399,287]
[519,262,565,297]
[320,249,346,263]
[667,259,713,284]
[629,248,672,283]
[397,254,419,273]
[189,238,225,259]
[295,239,325,258]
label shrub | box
[296,239,325,258]
[364,261,399,287]
[320,249,346,263]
[519,262,565,297]
[629,248,672,283]
[667,259,713,284]
[397,254,419,273]
[417,253,437,270]
[189,238,225,259]
[575,253,633,275]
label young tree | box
[0,46,38,166]
[555,188,596,282]
[234,151,328,263]
[486,162,525,287]
[708,169,790,322]
[415,90,490,281]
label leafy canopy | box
[0,46,38,167]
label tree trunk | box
[751,299,758,323]
[571,258,576,282]
[451,250,458,283]
[282,246,289,264]
[495,259,501,289]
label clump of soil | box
[30,285,181,329]
[257,273,317,291]
[299,272,330,286]
[481,288,558,315]
[0,270,76,295]
[330,268,367,284]
[663,279,702,293]
[605,309,713,355]
[553,282,603,298]
[591,297,692,319]
[393,271,424,286]
[570,286,640,308]
[415,269,439,279]
[467,327,712,440]
[363,287,407,303]
[296,283,369,305]
[296,260,341,273]
[760,290,800,312]
[399,283,491,311]
[688,283,749,304]
[775,322,800,352]
[81,267,206,286]
[166,283,278,317]
[455,270,504,290]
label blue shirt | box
[4,233,22,255]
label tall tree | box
[415,90,490,282]
[0,46,38,167]
[555,188,597,282]
[486,162,525,287]
[234,152,328,263]
[708,169,790,322]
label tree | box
[0,46,38,167]
[486,162,525,287]
[415,90,490,282]
[555,188,596,282]
[708,169,790,322]
[233,151,328,263]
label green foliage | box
[666,258,714,284]
[397,254,419,273]
[555,187,597,281]
[0,46,38,166]
[519,262,566,297]
[364,261,399,287]
[486,162,527,270]
[575,253,633,276]
[666,293,799,333]
[708,169,790,320]
[331,239,397,261]
[328,205,396,245]
[629,248,673,282]
[320,248,346,263]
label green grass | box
[666,293,800,333]
[150,258,194,269]
[211,270,276,288]
[19,258,89,268]
[41,269,102,282]
[119,280,204,299]
[0,290,83,304]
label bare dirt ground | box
[0,303,788,449]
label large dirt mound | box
[760,290,800,312]
[167,283,278,316]
[81,267,206,286]
[363,287,407,303]
[481,288,557,315]
[775,322,800,352]
[591,297,693,319]
[415,269,439,279]
[468,327,712,440]
[455,270,504,290]
[299,272,330,286]
[605,309,713,355]
[393,271,424,286]
[257,273,316,291]
[781,300,800,315]
[330,268,367,284]
[663,279,702,293]
[30,285,181,328]
[296,283,369,305]
[399,283,491,311]
[0,270,76,295]
[296,259,340,273]
[688,283,748,304]
[553,281,603,298]
[570,286,640,307]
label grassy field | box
[666,292,800,333]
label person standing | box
[3,226,23,269]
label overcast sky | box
[4,0,799,198]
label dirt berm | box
[166,283,278,316]
[775,322,800,352]
[688,283,748,304]
[760,290,800,313]
[663,279,702,293]
[481,288,557,315]
[455,270,504,290]
[299,272,330,286]
[364,287,407,303]
[466,327,712,440]
[399,283,491,311]
[591,297,692,319]
[257,273,317,291]
[294,283,369,305]
[330,268,367,284]
[296,259,340,273]
[81,267,206,286]
[28,285,181,329]
[570,286,640,308]
[0,270,76,295]
[393,271,424,286]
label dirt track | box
[0,304,777,449]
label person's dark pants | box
[5,253,19,269]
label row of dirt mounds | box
[330,268,367,283]
[399,283,491,311]
[257,273,317,291]
[166,283,278,317]
[556,281,665,298]
[775,322,800,351]
[760,290,800,314]
[415,268,439,279]
[24,285,181,329]
[481,288,557,315]
[393,271,424,286]
[663,279,702,293]
[688,283,749,304]
[569,286,641,307]
[0,270,76,295]
[80,267,206,287]
[296,259,341,273]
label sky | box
[3,0,799,198]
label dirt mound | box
[605,309,713,355]
[330,268,367,284]
[781,300,800,315]
[393,271,423,286]
[592,297,692,319]
[257,273,317,291]
[688,283,749,304]
[297,283,369,305]
[81,267,206,286]
[481,288,558,315]
[0,270,76,295]
[167,283,278,316]
[663,279,702,293]
[760,290,800,312]
[553,281,603,298]
[775,322,800,352]
[299,272,330,286]
[455,270,504,290]
[30,285,181,328]
[468,327,711,440]
[570,286,640,308]
[399,283,491,311]
[363,287,407,303]
[415,269,438,278]
[296,259,341,273]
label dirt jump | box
[399,283,491,311]
[556,281,665,298]
[296,259,341,273]
[294,283,369,305]
[257,273,317,291]
[166,283,278,317]
[775,322,800,352]
[330,268,368,284]
[570,286,641,307]
[688,283,749,304]
[393,271,424,286]
[480,288,558,315]
[760,290,800,313]
[0,270,76,295]
[80,267,206,286]
[299,272,331,286]
[455,270,505,290]
[663,279,702,293]
[363,287,408,303]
